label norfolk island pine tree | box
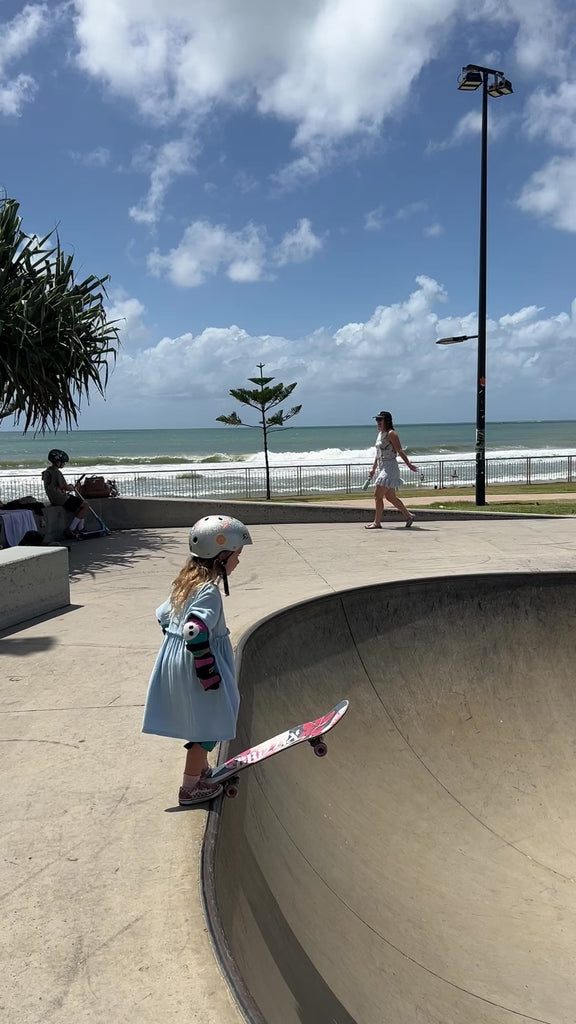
[217,363,302,500]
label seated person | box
[41,449,89,540]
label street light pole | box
[456,64,513,506]
[476,70,488,506]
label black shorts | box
[63,494,83,514]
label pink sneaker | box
[178,779,223,806]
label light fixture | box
[458,69,483,91]
[488,74,514,98]
[436,334,479,345]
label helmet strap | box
[217,554,230,596]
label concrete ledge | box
[42,506,69,543]
[0,546,70,630]
[79,496,556,529]
[42,504,109,542]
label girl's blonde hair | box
[170,556,221,613]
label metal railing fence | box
[1,455,574,504]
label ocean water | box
[1,421,575,501]
[2,421,576,476]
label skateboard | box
[210,699,349,798]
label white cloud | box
[129,136,198,225]
[148,216,323,286]
[501,0,572,75]
[468,0,572,75]
[424,222,444,237]
[72,0,462,137]
[0,3,48,116]
[68,0,576,228]
[0,4,48,71]
[364,201,428,232]
[273,218,323,266]
[517,154,576,231]
[70,146,111,167]
[523,81,576,151]
[101,275,576,420]
[0,74,37,116]
[517,76,576,232]
[107,290,151,347]
[71,2,559,133]
[441,110,482,148]
[395,201,427,221]
[272,140,337,190]
[365,205,386,231]
[76,0,557,192]
[427,108,512,154]
[499,305,543,327]
[148,220,269,286]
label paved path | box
[306,490,576,508]
[1,516,575,1023]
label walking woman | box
[365,411,418,528]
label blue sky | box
[2,0,576,429]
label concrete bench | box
[0,546,70,631]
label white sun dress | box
[374,430,403,488]
[142,582,239,744]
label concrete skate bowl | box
[203,572,576,1024]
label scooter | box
[73,475,112,538]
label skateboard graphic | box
[210,699,349,798]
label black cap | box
[374,411,388,419]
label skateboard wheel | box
[224,778,240,799]
[313,742,328,757]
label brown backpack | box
[76,476,119,499]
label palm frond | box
[0,198,120,432]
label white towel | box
[0,509,37,546]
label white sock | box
[70,517,81,530]
[183,774,200,791]
[76,518,85,531]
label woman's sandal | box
[364,522,382,529]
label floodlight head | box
[496,76,513,95]
[458,68,483,91]
[488,73,513,97]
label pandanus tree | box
[217,363,302,500]
[0,195,120,432]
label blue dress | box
[142,583,239,743]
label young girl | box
[366,411,418,528]
[142,514,252,805]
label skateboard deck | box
[210,699,349,797]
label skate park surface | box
[1,514,576,1024]
[212,570,576,1024]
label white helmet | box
[189,515,252,560]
